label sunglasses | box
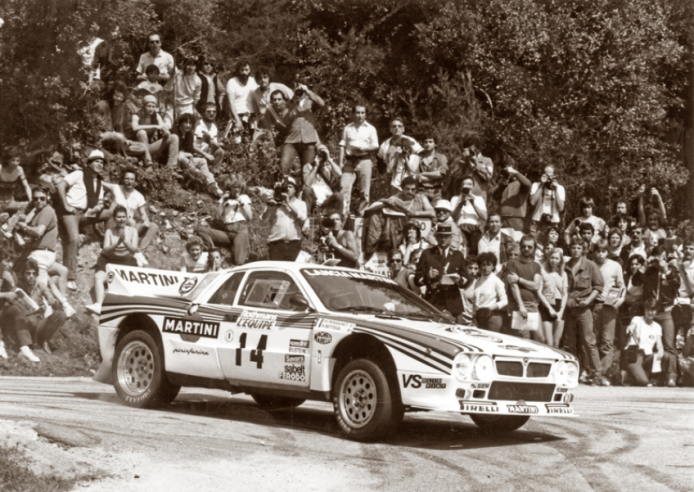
[25,271,39,277]
[34,196,47,201]
[150,40,161,44]
[389,259,403,264]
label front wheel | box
[112,330,180,408]
[470,414,530,433]
[333,359,403,442]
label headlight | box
[565,361,579,387]
[454,354,473,381]
[552,361,568,386]
[473,355,493,381]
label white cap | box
[434,199,452,212]
[87,150,105,162]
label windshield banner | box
[105,264,206,298]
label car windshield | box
[183,271,225,300]
[301,268,454,323]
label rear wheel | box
[112,330,180,408]
[333,359,403,442]
[470,414,530,433]
[251,394,306,410]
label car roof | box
[223,261,383,276]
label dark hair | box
[477,252,498,269]
[570,236,586,248]
[520,234,536,251]
[113,205,128,217]
[650,245,666,258]
[176,113,196,132]
[207,248,220,270]
[0,249,15,263]
[5,147,22,161]
[542,224,560,246]
[24,258,40,273]
[204,102,217,111]
[607,227,623,241]
[627,254,646,266]
[107,81,129,103]
[643,298,657,311]
[235,60,251,74]
[389,117,405,127]
[684,238,694,248]
[595,239,609,252]
[629,224,643,234]
[612,213,629,227]
[121,166,138,181]
[186,235,205,252]
[506,242,520,254]
[353,103,367,114]
[145,63,160,75]
[664,218,678,229]
[403,221,422,241]
[256,67,273,79]
[401,176,418,189]
[579,222,595,234]
[269,89,287,101]
[387,249,403,262]
[579,197,595,210]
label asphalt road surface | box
[0,377,691,491]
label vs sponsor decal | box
[285,354,305,363]
[315,318,355,332]
[507,405,539,414]
[163,317,219,339]
[279,364,306,382]
[173,348,209,356]
[314,332,332,345]
[402,374,447,389]
[237,310,277,330]
[179,276,198,295]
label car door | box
[217,270,314,389]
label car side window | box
[239,271,303,311]
[208,272,245,306]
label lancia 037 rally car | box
[94,261,579,441]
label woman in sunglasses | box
[388,249,417,293]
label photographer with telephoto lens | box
[262,176,307,261]
[529,165,565,237]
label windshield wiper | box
[333,306,400,318]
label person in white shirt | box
[261,176,307,261]
[473,252,508,332]
[529,165,565,235]
[172,57,201,119]
[225,61,258,135]
[180,236,209,273]
[377,118,422,194]
[339,104,379,216]
[194,103,225,174]
[564,196,607,246]
[135,33,174,86]
[478,213,513,268]
[451,176,487,256]
[427,200,463,252]
[197,175,252,266]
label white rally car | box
[94,261,578,441]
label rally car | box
[94,261,579,441]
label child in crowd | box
[180,236,208,273]
[136,64,169,127]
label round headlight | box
[552,361,568,385]
[473,355,494,381]
[566,361,579,387]
[454,354,473,381]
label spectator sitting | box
[131,94,179,170]
[529,165,565,236]
[194,102,225,175]
[620,224,649,264]
[96,82,146,160]
[451,176,487,256]
[492,162,531,238]
[172,113,222,197]
[2,258,69,362]
[101,166,157,266]
[302,144,344,215]
[478,213,513,269]
[196,57,226,117]
[196,175,252,266]
[135,64,164,106]
[388,249,416,292]
[624,299,675,387]
[377,118,422,193]
[88,204,139,314]
[261,176,307,261]
[319,212,360,269]
[537,246,568,348]
[180,236,209,273]
[173,57,202,118]
[428,200,463,253]
[564,197,607,246]
[364,176,434,255]
[473,252,508,333]
[0,250,17,359]
[206,248,223,272]
[0,147,32,214]
[416,134,448,206]
[399,221,427,266]
[56,150,112,291]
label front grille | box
[527,362,552,378]
[488,382,555,402]
[495,361,523,377]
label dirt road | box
[0,377,691,491]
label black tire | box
[112,330,180,408]
[251,394,306,410]
[333,359,403,442]
[470,414,530,433]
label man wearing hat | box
[56,150,111,290]
[262,176,307,261]
[427,199,463,253]
[415,223,466,318]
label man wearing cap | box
[303,144,343,215]
[56,150,111,290]
[339,104,379,216]
[427,199,463,252]
[416,134,448,207]
[415,223,466,317]
[262,176,307,261]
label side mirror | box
[289,294,314,312]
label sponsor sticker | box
[507,404,539,414]
[285,354,305,363]
[172,348,209,356]
[498,344,537,353]
[546,404,573,415]
[237,310,277,330]
[556,387,568,393]
[179,276,198,295]
[314,332,332,345]
[279,364,306,382]
[303,269,396,284]
[402,374,447,389]
[162,317,220,339]
[471,383,490,389]
[315,318,355,332]
[459,402,499,412]
[289,339,309,354]
[224,329,234,343]
[448,327,503,343]
[115,268,181,287]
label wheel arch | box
[115,313,172,381]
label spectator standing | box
[537,246,568,347]
[0,147,32,213]
[262,176,307,261]
[196,175,252,266]
[322,212,360,269]
[131,95,179,170]
[135,33,174,86]
[196,57,226,116]
[302,145,343,215]
[173,113,222,197]
[91,24,124,87]
[449,147,494,201]
[339,104,378,216]
[637,185,667,247]
[102,167,157,265]
[172,58,201,118]
[505,235,543,341]
[194,103,226,175]
[250,68,293,122]
[451,176,487,256]
[416,135,448,207]
[56,150,111,291]
[620,224,649,264]
[279,83,325,177]
[473,252,508,332]
[88,205,139,314]
[536,224,561,263]
[377,118,422,193]
[492,164,531,237]
[180,236,208,273]
[529,165,565,235]
[427,200,463,252]
[662,219,683,261]
[459,257,480,325]
[478,213,513,269]
[593,239,626,384]
[563,237,605,385]
[415,224,466,318]
[578,222,597,258]
[388,249,416,292]
[257,90,290,145]
[226,61,258,135]
[399,221,427,266]
[607,228,625,264]
[564,197,607,246]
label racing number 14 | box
[236,333,267,369]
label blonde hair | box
[543,246,565,273]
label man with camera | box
[448,146,494,201]
[317,212,359,269]
[451,176,487,256]
[261,176,307,261]
[279,83,325,177]
[529,165,565,236]
[492,162,531,238]
[303,144,343,215]
[377,118,422,194]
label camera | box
[542,174,556,188]
[273,177,290,202]
[540,213,553,224]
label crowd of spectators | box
[0,29,692,389]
